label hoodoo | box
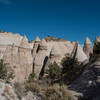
[71,41,88,63]
[83,37,93,59]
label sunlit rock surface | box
[83,37,93,59]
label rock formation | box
[32,36,40,60]
[83,37,93,59]
[71,41,88,63]
[0,32,22,59]
[3,34,33,83]
[33,37,75,77]
[69,37,100,100]
[0,32,90,82]
[0,32,99,100]
[44,44,63,72]
[33,38,48,77]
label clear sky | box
[0,0,99,44]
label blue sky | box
[0,0,99,44]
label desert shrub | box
[45,36,65,42]
[28,72,35,82]
[0,59,7,79]
[25,81,41,93]
[61,56,83,84]
[25,80,78,100]
[0,59,14,82]
[42,84,77,100]
[47,62,62,80]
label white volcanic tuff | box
[34,39,49,77]
[32,36,41,59]
[76,44,88,62]
[0,33,32,59]
[32,41,40,59]
[3,35,33,83]
[3,45,33,83]
[44,44,62,71]
[0,32,22,46]
[85,37,92,44]
[44,41,74,71]
[33,40,74,77]
[20,35,31,49]
[71,41,88,62]
[83,37,93,58]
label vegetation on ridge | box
[45,36,67,42]
[61,55,83,84]
[0,59,14,82]
[47,62,62,80]
[44,54,84,84]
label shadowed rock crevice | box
[39,56,48,77]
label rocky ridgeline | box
[2,32,100,100]
[0,32,91,83]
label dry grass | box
[42,84,76,100]
[25,80,78,100]
[4,85,10,95]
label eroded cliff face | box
[33,38,76,77]
[0,32,33,83]
[69,36,100,100]
[0,32,23,59]
[71,41,88,63]
[83,37,93,59]
[0,32,88,83]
